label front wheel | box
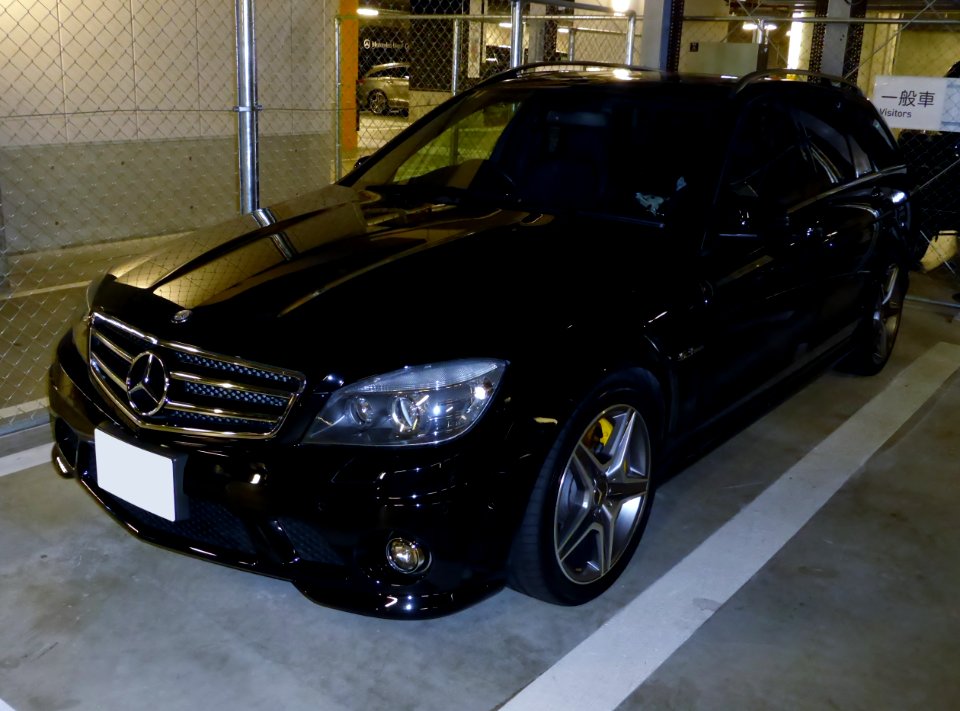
[508,378,659,605]
[840,263,907,375]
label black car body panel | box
[49,65,914,617]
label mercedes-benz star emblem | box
[125,351,169,417]
[172,309,192,324]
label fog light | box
[386,537,430,574]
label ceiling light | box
[358,7,379,16]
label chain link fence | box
[0,0,338,434]
[338,7,639,177]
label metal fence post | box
[235,0,260,214]
[568,26,576,60]
[756,21,770,71]
[0,186,7,291]
[625,11,636,65]
[510,0,523,67]
[452,19,461,95]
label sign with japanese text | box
[872,76,959,132]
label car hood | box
[95,184,673,378]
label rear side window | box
[725,99,825,206]
[794,107,856,183]
[848,133,873,177]
[847,102,900,171]
[376,66,409,79]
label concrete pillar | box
[819,0,853,76]
[338,0,359,153]
[527,4,546,63]
[640,0,672,70]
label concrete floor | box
[1,273,959,711]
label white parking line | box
[0,697,16,711]
[0,444,52,479]
[502,341,960,711]
[0,398,48,420]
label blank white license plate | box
[94,427,188,522]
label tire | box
[839,263,908,376]
[508,374,660,605]
[367,90,388,115]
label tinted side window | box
[794,107,856,183]
[725,99,822,207]
[847,102,899,171]
[848,133,873,177]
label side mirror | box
[353,155,372,171]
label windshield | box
[347,83,723,219]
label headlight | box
[304,359,506,446]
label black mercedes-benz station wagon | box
[49,64,914,618]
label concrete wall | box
[856,17,900,96]
[893,27,960,78]
[0,0,337,254]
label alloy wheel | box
[872,265,903,362]
[368,91,388,115]
[553,404,651,584]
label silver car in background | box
[357,62,410,115]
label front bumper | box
[48,332,547,618]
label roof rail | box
[516,61,660,75]
[735,69,863,96]
[480,61,659,85]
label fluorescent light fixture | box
[612,0,630,12]
[358,7,379,16]
[499,22,512,28]
[558,27,570,34]
[743,21,758,31]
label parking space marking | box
[502,341,960,711]
[0,444,52,479]
[0,398,48,420]
[0,697,16,711]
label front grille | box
[88,312,305,439]
[105,491,260,557]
